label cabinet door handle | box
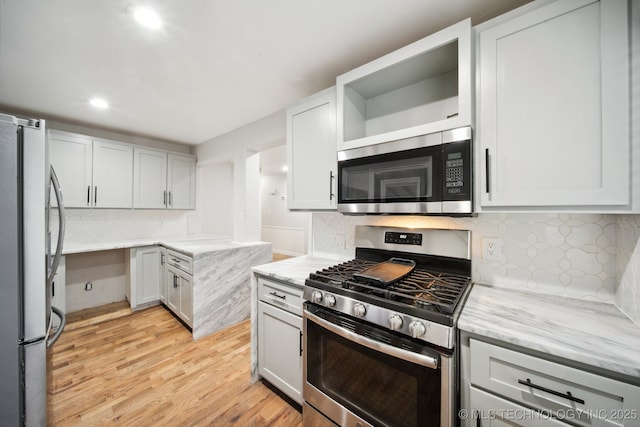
[299,331,303,356]
[160,254,165,265]
[164,190,167,206]
[485,148,490,194]
[87,186,90,205]
[94,186,98,205]
[169,191,172,207]
[329,171,335,200]
[517,378,585,405]
[173,274,178,288]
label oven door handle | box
[305,309,439,370]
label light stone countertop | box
[62,235,242,256]
[458,283,640,380]
[251,254,350,288]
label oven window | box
[306,317,441,427]
[338,146,442,203]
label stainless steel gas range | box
[302,226,472,427]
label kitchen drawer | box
[470,339,640,427]
[471,386,568,426]
[166,249,192,275]
[258,277,303,316]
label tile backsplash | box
[53,209,192,244]
[616,215,640,326]
[312,212,635,311]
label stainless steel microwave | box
[337,126,473,215]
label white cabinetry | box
[336,19,472,151]
[133,148,168,209]
[257,276,303,404]
[133,149,196,209]
[165,249,193,327]
[286,87,337,210]
[92,140,133,208]
[159,247,167,303]
[471,387,567,427]
[49,129,196,210]
[128,246,163,310]
[50,131,134,208]
[167,153,196,210]
[48,132,92,208]
[467,338,640,427]
[477,0,630,209]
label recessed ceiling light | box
[132,6,163,30]
[89,98,109,109]
[282,166,288,172]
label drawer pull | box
[269,291,286,301]
[518,378,585,405]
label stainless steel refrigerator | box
[0,113,66,426]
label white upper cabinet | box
[336,19,472,151]
[49,131,133,208]
[133,148,168,209]
[134,150,196,210]
[167,153,196,210]
[92,140,134,208]
[49,129,196,210]
[477,0,630,209]
[287,86,337,210]
[49,131,92,208]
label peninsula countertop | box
[458,283,640,381]
[61,235,266,257]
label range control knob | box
[409,321,427,339]
[353,303,366,318]
[311,291,323,304]
[325,294,336,307]
[388,314,403,331]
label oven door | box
[303,303,454,427]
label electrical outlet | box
[85,281,93,291]
[482,238,502,261]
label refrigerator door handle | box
[47,306,66,348]
[48,165,65,287]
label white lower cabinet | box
[471,386,567,427]
[159,247,167,303]
[128,246,163,310]
[165,250,193,327]
[257,277,303,405]
[468,338,640,427]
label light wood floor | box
[48,305,303,426]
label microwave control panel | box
[443,140,471,201]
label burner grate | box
[309,259,470,315]
[309,259,376,284]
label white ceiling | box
[0,0,530,146]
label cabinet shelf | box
[337,19,472,151]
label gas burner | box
[310,260,469,316]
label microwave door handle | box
[304,309,439,369]
[48,166,65,287]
